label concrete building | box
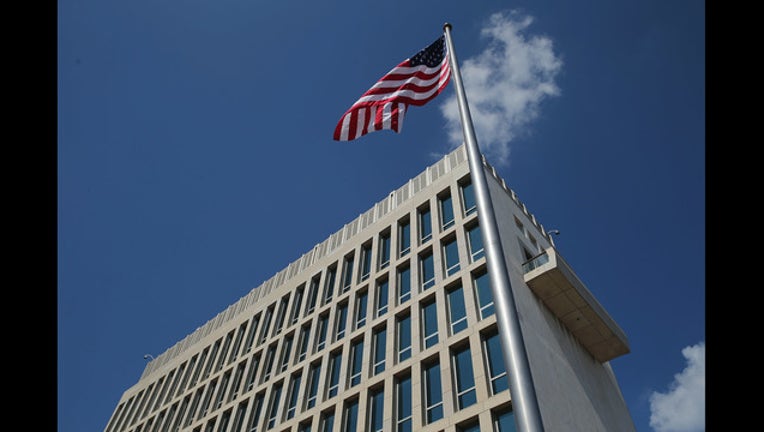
[102,144,635,432]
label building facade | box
[103,144,635,432]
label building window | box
[229,322,249,364]
[305,362,321,410]
[418,205,432,244]
[203,340,221,379]
[218,407,231,431]
[279,335,293,373]
[395,375,412,432]
[323,266,337,305]
[215,371,231,410]
[243,315,260,355]
[397,265,411,304]
[483,332,509,394]
[397,314,411,362]
[348,339,364,387]
[342,399,359,432]
[439,192,455,230]
[228,361,246,402]
[368,387,385,432]
[447,284,468,335]
[298,422,312,432]
[379,231,391,270]
[261,345,277,384]
[421,300,439,349]
[320,409,335,432]
[334,303,348,341]
[259,307,274,344]
[492,408,517,432]
[452,346,477,410]
[375,279,389,317]
[297,325,311,363]
[466,224,485,262]
[217,331,234,371]
[198,379,217,420]
[456,419,481,432]
[474,271,495,319]
[372,326,387,375]
[341,254,355,294]
[306,275,321,315]
[460,180,477,216]
[423,361,443,424]
[247,392,265,432]
[230,401,248,432]
[315,314,329,353]
[273,295,290,337]
[419,252,435,290]
[285,374,301,420]
[245,353,260,392]
[398,218,411,257]
[326,351,342,399]
[443,236,460,277]
[185,388,203,427]
[360,242,373,282]
[290,286,304,326]
[266,382,282,430]
[354,290,368,329]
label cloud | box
[440,10,562,166]
[649,342,706,432]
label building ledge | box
[522,247,630,362]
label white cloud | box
[440,10,562,166]
[649,342,706,432]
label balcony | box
[522,248,629,363]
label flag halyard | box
[333,35,451,141]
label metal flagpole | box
[443,23,545,432]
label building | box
[102,144,635,432]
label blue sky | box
[58,1,705,431]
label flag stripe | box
[333,35,451,141]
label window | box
[483,332,509,394]
[420,252,435,290]
[375,279,389,317]
[215,370,231,410]
[360,242,373,282]
[259,307,274,344]
[228,361,246,402]
[177,357,195,398]
[379,231,391,270]
[266,383,282,430]
[216,409,231,432]
[298,421,312,432]
[190,348,208,387]
[423,362,443,423]
[397,265,411,304]
[229,321,249,364]
[322,267,337,305]
[439,192,455,230]
[247,392,265,432]
[348,339,364,387]
[285,374,301,420]
[306,275,321,315]
[315,314,329,353]
[217,331,234,371]
[230,401,248,432]
[395,375,412,432]
[467,224,485,261]
[342,399,359,432]
[273,296,290,337]
[418,206,432,244]
[452,346,477,409]
[447,285,468,335]
[354,291,368,329]
[305,362,321,409]
[398,218,411,257]
[320,410,335,432]
[279,335,293,373]
[460,180,477,216]
[341,254,355,294]
[474,271,495,319]
[297,325,311,363]
[185,388,203,427]
[493,408,517,432]
[368,387,385,432]
[243,314,260,355]
[245,353,261,392]
[421,300,439,349]
[397,314,411,362]
[261,345,277,384]
[334,303,348,341]
[443,237,460,277]
[326,351,342,399]
[171,396,190,431]
[203,340,221,379]
[372,326,386,375]
[290,286,304,326]
[158,369,175,407]
[197,379,217,420]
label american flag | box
[333,35,452,141]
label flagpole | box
[443,23,545,432]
